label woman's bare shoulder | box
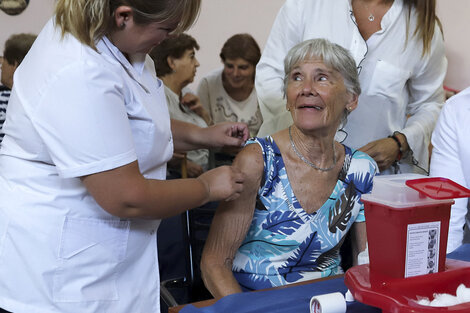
[232,142,264,180]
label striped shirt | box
[0,85,11,144]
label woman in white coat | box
[0,1,248,312]
[430,88,470,253]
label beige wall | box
[437,0,470,91]
[0,0,468,91]
[186,0,284,89]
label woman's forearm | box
[351,222,367,266]
[81,161,244,219]
[201,258,243,298]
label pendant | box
[368,13,375,22]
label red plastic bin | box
[345,175,470,313]
[362,174,454,280]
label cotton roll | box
[309,292,346,313]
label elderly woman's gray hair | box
[283,38,361,98]
[283,38,361,129]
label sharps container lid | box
[406,177,470,200]
[361,174,455,208]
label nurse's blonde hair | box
[54,0,201,50]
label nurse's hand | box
[204,122,250,148]
[197,165,245,202]
[171,119,249,152]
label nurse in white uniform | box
[0,1,248,312]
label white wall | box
[0,0,469,91]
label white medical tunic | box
[255,0,447,174]
[0,19,172,313]
[430,87,470,253]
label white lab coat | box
[0,19,172,312]
[430,87,470,253]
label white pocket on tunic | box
[53,216,130,302]
[367,59,411,101]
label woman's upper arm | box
[203,143,264,264]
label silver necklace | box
[289,126,337,172]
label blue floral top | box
[232,136,377,290]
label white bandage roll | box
[309,292,347,313]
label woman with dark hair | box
[150,33,210,177]
[0,33,36,144]
[197,33,263,138]
[0,0,249,312]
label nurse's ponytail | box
[54,0,201,51]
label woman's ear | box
[114,6,133,29]
[167,56,176,72]
[346,93,358,112]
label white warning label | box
[405,221,440,278]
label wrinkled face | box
[286,57,356,134]
[222,58,255,89]
[172,48,200,85]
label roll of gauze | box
[309,292,347,313]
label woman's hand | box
[359,135,408,171]
[203,122,250,148]
[197,165,245,202]
[181,93,203,114]
[187,160,204,178]
[181,93,212,125]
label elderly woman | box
[256,0,446,176]
[201,38,378,298]
[150,34,210,177]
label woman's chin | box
[229,80,250,89]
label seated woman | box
[201,38,378,298]
[197,34,263,166]
[150,34,211,178]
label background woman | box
[0,33,36,144]
[0,1,249,312]
[197,33,263,138]
[201,39,377,298]
[256,0,446,175]
[150,33,210,178]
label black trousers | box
[0,308,11,313]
